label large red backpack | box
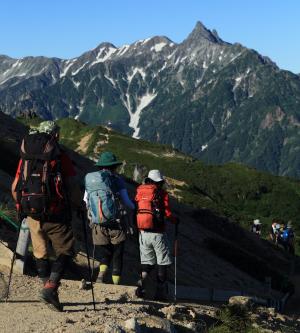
[135,184,164,230]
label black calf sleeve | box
[141,264,154,274]
[112,242,124,276]
[50,254,71,283]
[97,244,113,266]
[35,258,50,279]
[157,265,167,283]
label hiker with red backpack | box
[84,151,135,285]
[11,121,79,311]
[135,169,178,300]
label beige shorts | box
[27,217,74,259]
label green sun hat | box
[95,151,122,167]
[37,121,60,134]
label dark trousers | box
[97,242,124,276]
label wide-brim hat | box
[146,169,164,182]
[253,219,261,225]
[37,121,60,134]
[95,151,122,167]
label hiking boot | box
[135,285,146,298]
[135,278,146,298]
[39,280,63,312]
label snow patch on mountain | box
[117,45,130,56]
[127,67,146,83]
[233,69,251,91]
[167,50,176,59]
[233,75,243,90]
[104,74,116,88]
[89,47,117,67]
[129,92,157,138]
[32,67,48,77]
[11,59,23,69]
[142,38,151,45]
[228,51,244,65]
[75,99,85,119]
[60,59,77,78]
[151,42,167,52]
[72,79,80,88]
[72,61,89,76]
[158,62,168,74]
[1,67,11,77]
[0,60,27,85]
[14,72,26,78]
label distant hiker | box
[11,121,80,311]
[270,220,281,244]
[278,222,295,254]
[135,169,178,300]
[84,151,135,285]
[251,219,261,236]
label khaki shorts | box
[139,231,172,266]
[27,217,74,259]
[92,224,126,246]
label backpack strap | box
[98,198,104,222]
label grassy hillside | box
[18,117,300,254]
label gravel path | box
[0,266,152,333]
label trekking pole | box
[174,219,179,303]
[80,209,96,310]
[5,212,23,302]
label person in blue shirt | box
[278,222,295,255]
[84,151,135,285]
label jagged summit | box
[183,21,224,45]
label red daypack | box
[135,184,164,230]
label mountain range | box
[1,21,300,177]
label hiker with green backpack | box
[84,151,135,285]
[135,169,179,300]
[11,121,80,312]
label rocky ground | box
[0,264,299,333]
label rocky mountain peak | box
[94,42,117,52]
[184,21,224,45]
[146,36,173,45]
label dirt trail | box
[0,265,218,333]
[0,266,153,333]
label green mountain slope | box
[18,116,300,254]
[1,112,297,296]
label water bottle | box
[16,218,30,258]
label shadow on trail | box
[0,300,40,303]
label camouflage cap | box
[37,121,60,134]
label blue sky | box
[1,0,299,73]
